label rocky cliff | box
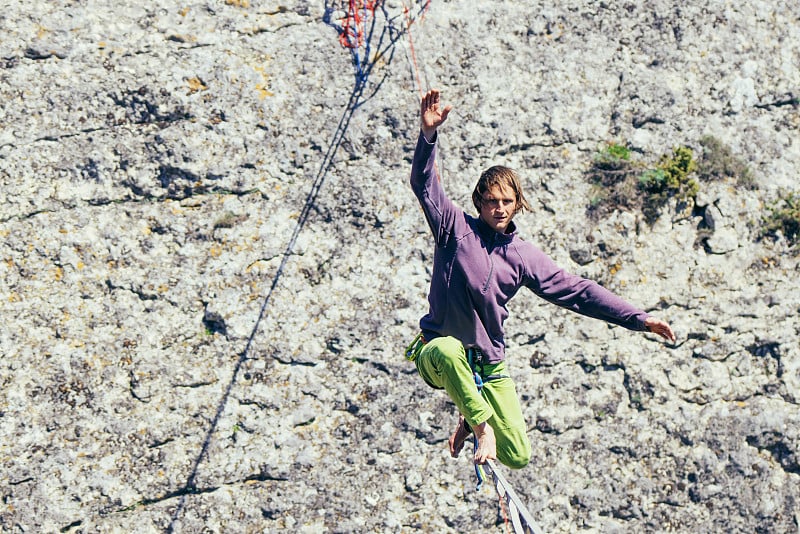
[1,1,798,532]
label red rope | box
[338,0,379,49]
[401,0,429,97]
[496,489,512,534]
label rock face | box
[1,1,799,532]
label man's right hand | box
[420,89,452,142]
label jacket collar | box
[475,216,517,245]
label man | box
[407,89,676,468]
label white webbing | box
[484,460,545,534]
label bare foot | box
[448,415,471,458]
[472,421,497,464]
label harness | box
[466,347,508,392]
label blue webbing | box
[467,347,509,490]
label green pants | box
[414,336,531,469]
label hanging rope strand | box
[400,0,429,97]
[467,348,542,533]
[484,459,545,534]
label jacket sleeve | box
[409,131,460,247]
[521,245,650,331]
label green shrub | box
[659,146,698,195]
[587,142,639,214]
[590,142,634,185]
[697,135,755,189]
[594,142,631,168]
[638,168,666,191]
[639,146,698,223]
[587,143,698,224]
[762,193,800,246]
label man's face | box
[479,184,517,233]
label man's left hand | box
[644,316,677,343]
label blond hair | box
[471,165,531,214]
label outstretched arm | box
[644,316,676,343]
[420,89,452,142]
[522,246,678,344]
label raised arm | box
[420,89,452,141]
[410,89,460,247]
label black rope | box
[165,4,417,531]
[166,81,364,534]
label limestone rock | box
[1,1,799,533]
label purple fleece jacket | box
[410,132,650,364]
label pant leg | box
[414,336,494,428]
[479,362,531,469]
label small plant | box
[592,142,634,183]
[595,142,631,168]
[762,192,800,246]
[659,146,698,195]
[587,142,640,216]
[639,146,698,223]
[638,168,666,191]
[587,142,699,224]
[697,135,755,189]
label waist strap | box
[467,347,509,391]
